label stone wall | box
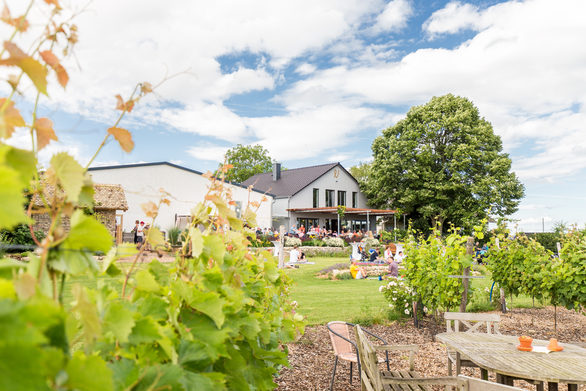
[33,209,117,237]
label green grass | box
[285,257,389,325]
[286,258,551,325]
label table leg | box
[455,352,461,375]
[480,368,488,381]
[547,382,558,391]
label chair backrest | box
[355,325,383,391]
[445,312,501,334]
[459,375,524,390]
[327,321,354,356]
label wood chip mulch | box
[275,307,586,391]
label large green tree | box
[349,161,372,191]
[367,94,524,232]
[221,144,273,183]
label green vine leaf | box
[0,166,28,229]
[49,152,85,203]
[103,301,135,343]
[65,351,113,391]
[62,210,113,253]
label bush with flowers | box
[323,236,345,247]
[380,277,416,318]
[285,235,303,247]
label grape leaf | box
[70,284,101,346]
[61,210,112,254]
[146,226,164,249]
[0,98,25,139]
[107,127,134,152]
[50,152,85,203]
[0,166,27,229]
[0,144,36,185]
[65,351,114,391]
[34,117,58,150]
[0,345,53,391]
[135,270,160,293]
[39,50,68,88]
[128,317,160,344]
[103,301,135,343]
[0,42,48,95]
[190,291,226,329]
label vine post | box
[459,237,474,312]
[495,237,507,313]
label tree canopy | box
[221,144,273,183]
[366,94,524,232]
[349,162,371,192]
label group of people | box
[131,220,150,249]
[351,244,406,279]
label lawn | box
[285,257,546,325]
[285,257,388,325]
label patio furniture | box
[436,332,586,391]
[326,321,390,391]
[444,311,500,377]
[356,324,523,391]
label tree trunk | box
[278,225,285,269]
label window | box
[297,218,319,230]
[313,188,319,208]
[325,189,334,207]
[337,191,346,206]
[352,192,358,208]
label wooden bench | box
[444,312,500,378]
[355,324,523,391]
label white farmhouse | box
[242,163,395,232]
[88,162,273,232]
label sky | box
[2,0,586,233]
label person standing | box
[132,220,139,244]
[136,221,145,248]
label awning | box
[286,207,396,216]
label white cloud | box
[372,0,413,33]
[423,1,483,37]
[246,105,392,161]
[295,63,317,75]
[186,145,229,162]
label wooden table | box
[436,332,586,391]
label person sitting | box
[368,247,379,263]
[350,262,367,279]
[289,245,300,263]
[395,250,405,263]
[387,257,399,277]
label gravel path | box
[276,307,586,391]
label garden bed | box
[275,307,586,391]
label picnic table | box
[436,332,586,391]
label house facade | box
[88,162,273,232]
[242,163,395,232]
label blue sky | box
[3,0,586,232]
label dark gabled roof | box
[89,161,273,197]
[242,162,357,198]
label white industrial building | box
[88,162,273,233]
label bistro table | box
[436,332,586,391]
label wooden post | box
[278,225,285,269]
[556,242,561,257]
[459,237,474,312]
[494,238,507,313]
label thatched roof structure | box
[33,183,128,211]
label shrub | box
[284,236,302,247]
[322,236,345,247]
[0,224,45,253]
[362,237,380,249]
[380,277,416,318]
[166,226,181,246]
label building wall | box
[89,164,273,232]
[290,165,366,209]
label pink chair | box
[326,321,390,391]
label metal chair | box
[326,321,390,391]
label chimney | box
[272,162,281,181]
